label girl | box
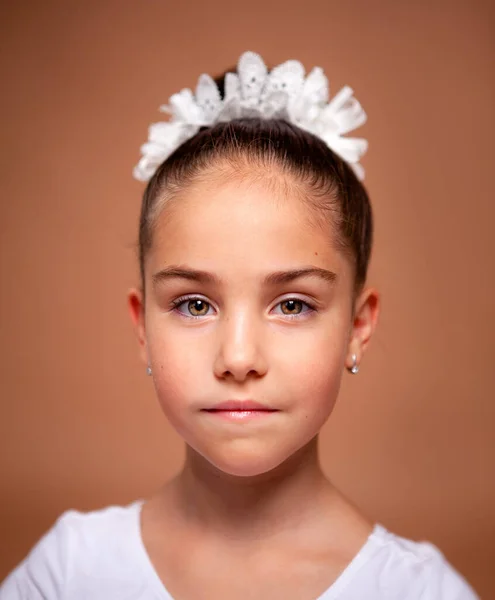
[0,51,479,599]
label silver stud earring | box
[146,364,152,376]
[349,354,359,374]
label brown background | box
[1,0,494,596]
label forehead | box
[150,176,345,277]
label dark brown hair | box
[137,75,373,302]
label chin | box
[212,461,278,478]
[198,443,296,478]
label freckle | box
[314,252,318,256]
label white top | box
[0,499,479,599]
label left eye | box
[273,299,313,317]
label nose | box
[213,309,268,383]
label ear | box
[346,287,380,371]
[127,287,149,366]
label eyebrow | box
[152,265,337,288]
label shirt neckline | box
[130,498,386,600]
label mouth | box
[201,400,279,420]
[204,400,276,411]
[201,408,279,421]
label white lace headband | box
[133,51,368,182]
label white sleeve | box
[0,513,71,600]
[421,551,480,600]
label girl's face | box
[129,173,378,477]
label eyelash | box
[169,295,317,321]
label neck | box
[167,435,336,540]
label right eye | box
[171,296,215,319]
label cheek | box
[287,338,346,418]
[151,367,200,443]
[275,316,349,421]
[146,323,207,429]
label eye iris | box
[188,299,209,316]
[281,299,302,315]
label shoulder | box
[354,524,480,600]
[0,500,145,600]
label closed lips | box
[203,401,277,411]
[204,408,277,411]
